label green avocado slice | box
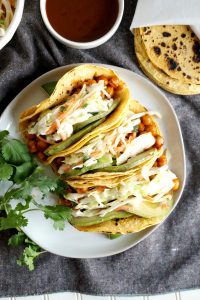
[63,148,156,177]
[107,233,122,239]
[96,148,157,173]
[42,81,57,96]
[127,197,173,218]
[70,211,132,227]
[44,118,106,156]
[73,99,119,133]
[63,153,113,177]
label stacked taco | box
[19,64,179,235]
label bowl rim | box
[40,0,124,48]
[0,0,25,50]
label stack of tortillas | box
[134,25,200,95]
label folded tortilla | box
[19,64,130,162]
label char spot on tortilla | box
[173,37,178,42]
[153,46,161,55]
[191,32,195,38]
[161,42,166,47]
[172,43,177,50]
[177,66,181,71]
[180,41,183,46]
[181,33,186,38]
[167,58,178,70]
[163,32,171,37]
[187,75,192,79]
[192,41,200,63]
[183,72,186,76]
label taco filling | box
[62,163,179,229]
[54,111,164,177]
[26,76,121,161]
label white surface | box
[0,64,186,259]
[130,0,200,39]
[1,290,200,300]
[0,0,25,50]
[40,0,124,49]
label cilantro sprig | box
[0,130,72,270]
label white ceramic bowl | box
[40,0,124,49]
[0,0,25,51]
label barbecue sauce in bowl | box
[46,0,119,43]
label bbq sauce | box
[46,0,119,42]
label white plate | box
[0,64,186,258]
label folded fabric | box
[130,0,200,39]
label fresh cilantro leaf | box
[13,161,36,183]
[34,202,72,230]
[15,196,32,212]
[55,178,68,197]
[133,125,139,133]
[0,162,13,180]
[17,244,44,271]
[28,169,58,194]
[8,232,26,247]
[0,210,28,230]
[2,139,32,165]
[0,130,9,142]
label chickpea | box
[154,135,164,149]
[106,86,114,97]
[153,161,158,167]
[141,114,152,126]
[173,178,180,191]
[26,133,36,140]
[109,76,119,88]
[86,79,96,86]
[28,140,37,153]
[96,75,108,86]
[145,124,157,136]
[140,130,148,135]
[37,151,46,161]
[55,157,64,167]
[157,155,167,167]
[37,140,48,151]
[138,122,145,133]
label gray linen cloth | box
[0,0,200,297]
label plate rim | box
[0,63,186,258]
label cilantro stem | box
[22,208,40,214]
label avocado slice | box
[63,153,113,177]
[96,148,157,173]
[45,118,106,156]
[107,233,122,239]
[127,198,173,218]
[42,81,57,96]
[63,148,157,177]
[73,99,119,133]
[70,211,132,227]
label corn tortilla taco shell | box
[140,25,200,84]
[134,29,200,95]
[19,64,130,161]
[75,215,163,234]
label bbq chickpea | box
[157,155,167,167]
[141,115,152,126]
[86,79,96,86]
[138,122,145,133]
[28,140,37,153]
[37,151,46,161]
[26,133,36,140]
[145,124,157,136]
[173,178,180,191]
[106,86,114,97]
[37,140,48,151]
[96,75,108,86]
[154,135,164,149]
[109,76,119,88]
